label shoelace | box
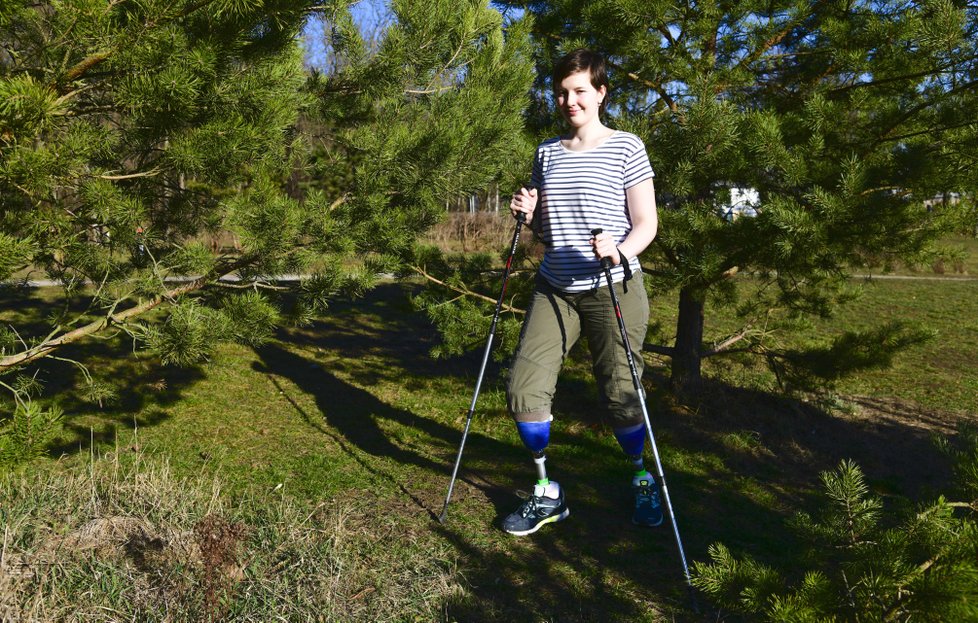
[519,496,541,518]
[519,493,560,518]
[635,485,660,509]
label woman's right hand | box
[510,187,538,223]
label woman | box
[503,49,660,536]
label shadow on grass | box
[252,341,524,519]
[238,286,745,619]
[665,379,958,505]
[279,282,511,388]
[253,342,714,619]
[13,281,959,620]
[40,349,206,457]
[1,287,210,457]
[263,282,963,621]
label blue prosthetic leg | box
[517,419,552,485]
[614,423,649,476]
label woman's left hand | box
[590,232,620,265]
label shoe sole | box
[504,508,570,536]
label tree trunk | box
[671,286,706,397]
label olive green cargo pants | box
[507,272,649,428]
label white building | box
[722,187,760,220]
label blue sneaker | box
[632,474,663,527]
[502,481,569,536]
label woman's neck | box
[562,121,615,151]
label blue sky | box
[301,0,390,69]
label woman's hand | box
[510,187,538,223]
[590,231,621,265]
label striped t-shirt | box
[530,131,655,292]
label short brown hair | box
[552,49,610,114]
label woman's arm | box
[592,178,658,265]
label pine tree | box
[692,451,978,621]
[0,1,534,405]
[301,0,536,272]
[423,0,978,395]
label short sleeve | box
[623,139,654,189]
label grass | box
[904,234,978,276]
[2,241,977,620]
[644,276,978,415]
[0,449,463,622]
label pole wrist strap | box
[618,248,633,292]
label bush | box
[0,400,62,467]
[693,448,978,621]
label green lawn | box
[1,274,976,621]
[643,275,978,415]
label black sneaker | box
[502,482,570,536]
[632,474,664,527]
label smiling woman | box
[501,48,662,536]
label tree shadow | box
[666,379,961,505]
[251,341,525,520]
[38,348,205,457]
[259,281,967,620]
[13,280,961,620]
[280,283,474,382]
[427,377,964,622]
[253,285,790,619]
[1,286,210,457]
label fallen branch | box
[642,343,675,357]
[703,332,752,357]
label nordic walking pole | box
[438,212,526,524]
[591,228,698,611]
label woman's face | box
[555,71,605,128]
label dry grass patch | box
[0,449,464,622]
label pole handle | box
[590,228,613,270]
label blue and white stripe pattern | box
[531,131,654,292]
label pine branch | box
[828,60,978,95]
[405,86,456,95]
[880,546,954,622]
[875,118,978,146]
[410,264,526,315]
[96,168,163,180]
[62,52,111,85]
[0,256,255,371]
[947,501,978,511]
[214,280,289,291]
[871,79,978,152]
[56,0,227,90]
[735,0,832,75]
